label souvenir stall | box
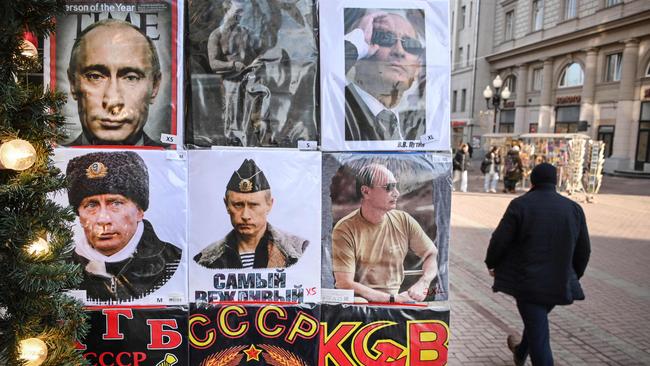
[519,133,591,192]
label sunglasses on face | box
[371,30,424,56]
[374,182,399,192]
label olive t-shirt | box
[332,209,437,294]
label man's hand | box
[396,291,416,303]
[406,280,430,302]
[488,268,495,277]
[354,12,387,58]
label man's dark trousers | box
[515,299,555,366]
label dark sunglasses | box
[371,30,424,56]
[374,182,399,192]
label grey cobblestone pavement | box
[448,173,650,365]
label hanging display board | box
[52,148,188,305]
[79,306,189,366]
[188,150,322,303]
[186,0,319,148]
[321,153,451,303]
[45,0,183,148]
[319,303,450,365]
[189,303,320,365]
[320,0,450,151]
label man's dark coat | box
[485,183,591,305]
[72,220,182,302]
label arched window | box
[558,62,583,87]
[646,61,650,77]
[504,75,517,93]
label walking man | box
[485,163,591,365]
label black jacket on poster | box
[485,183,591,305]
[72,220,182,302]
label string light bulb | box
[26,237,50,256]
[18,338,48,366]
[0,139,37,171]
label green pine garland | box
[0,1,89,365]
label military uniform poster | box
[45,0,183,148]
[189,303,320,365]
[52,148,188,305]
[188,150,321,303]
[322,152,451,302]
[320,303,450,365]
[80,306,188,366]
[320,0,450,151]
[186,0,319,148]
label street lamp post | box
[483,75,511,133]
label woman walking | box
[453,143,470,192]
[481,146,501,193]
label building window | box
[597,126,614,158]
[505,10,514,41]
[461,89,467,112]
[457,47,463,66]
[469,2,473,27]
[452,90,458,112]
[504,75,517,94]
[529,123,538,133]
[564,0,577,19]
[499,109,515,133]
[606,0,621,7]
[555,106,580,132]
[532,0,544,31]
[532,68,543,91]
[605,53,622,82]
[645,61,650,77]
[558,63,584,87]
[466,44,470,66]
[637,103,650,169]
[460,6,466,30]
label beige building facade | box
[452,0,650,172]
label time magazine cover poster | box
[52,148,188,305]
[188,150,322,303]
[321,152,451,302]
[44,0,183,148]
[320,0,450,151]
[186,0,319,148]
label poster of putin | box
[321,152,451,303]
[320,0,450,151]
[188,149,322,304]
[45,0,183,148]
[52,148,188,305]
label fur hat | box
[66,151,149,212]
[530,163,557,186]
[226,159,270,193]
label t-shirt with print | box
[332,209,437,295]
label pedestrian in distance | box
[503,145,523,193]
[485,163,591,366]
[452,143,470,192]
[481,146,501,193]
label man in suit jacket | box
[343,11,426,141]
[485,163,591,366]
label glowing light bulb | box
[18,338,48,366]
[26,238,49,256]
[0,139,36,171]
